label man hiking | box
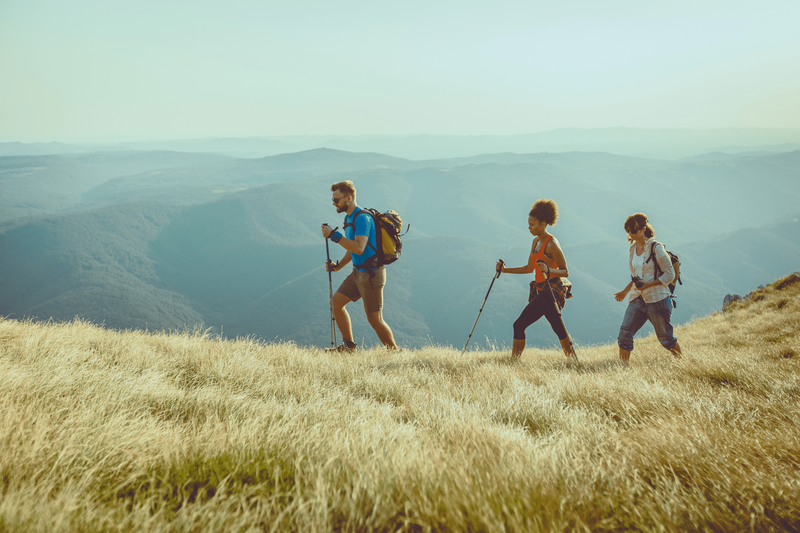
[321,180,398,352]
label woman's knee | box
[543,310,567,340]
[512,319,527,340]
[549,319,568,340]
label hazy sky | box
[2,0,799,141]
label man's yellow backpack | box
[347,208,408,272]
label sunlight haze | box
[1,0,799,141]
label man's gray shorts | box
[336,266,386,314]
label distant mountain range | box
[1,147,798,349]
[4,127,800,160]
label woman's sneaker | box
[326,340,357,353]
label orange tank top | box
[530,235,558,283]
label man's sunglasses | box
[332,196,348,204]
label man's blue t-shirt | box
[344,208,377,272]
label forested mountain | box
[0,151,229,222]
[1,148,798,349]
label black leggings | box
[513,289,568,341]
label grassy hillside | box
[1,273,798,532]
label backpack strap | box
[645,241,664,281]
[646,241,679,306]
[349,209,383,276]
[342,207,363,230]
[539,235,553,256]
[343,209,379,254]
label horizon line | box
[4,126,800,145]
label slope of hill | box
[0,273,797,532]
[0,156,107,221]
[0,203,202,331]
[681,216,800,298]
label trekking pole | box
[536,260,578,360]
[461,260,504,355]
[325,225,339,349]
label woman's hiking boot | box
[326,340,357,353]
[560,337,579,363]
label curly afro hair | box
[529,199,558,226]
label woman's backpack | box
[646,242,682,304]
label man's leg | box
[366,309,397,349]
[332,292,354,342]
[332,271,363,347]
[356,267,397,349]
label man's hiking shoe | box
[326,340,357,353]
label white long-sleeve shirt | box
[628,238,675,303]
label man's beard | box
[336,204,347,213]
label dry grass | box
[1,274,799,532]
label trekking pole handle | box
[536,259,550,278]
[496,259,504,278]
[323,224,339,239]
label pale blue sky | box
[2,0,799,141]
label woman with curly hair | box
[614,213,682,364]
[496,199,576,359]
